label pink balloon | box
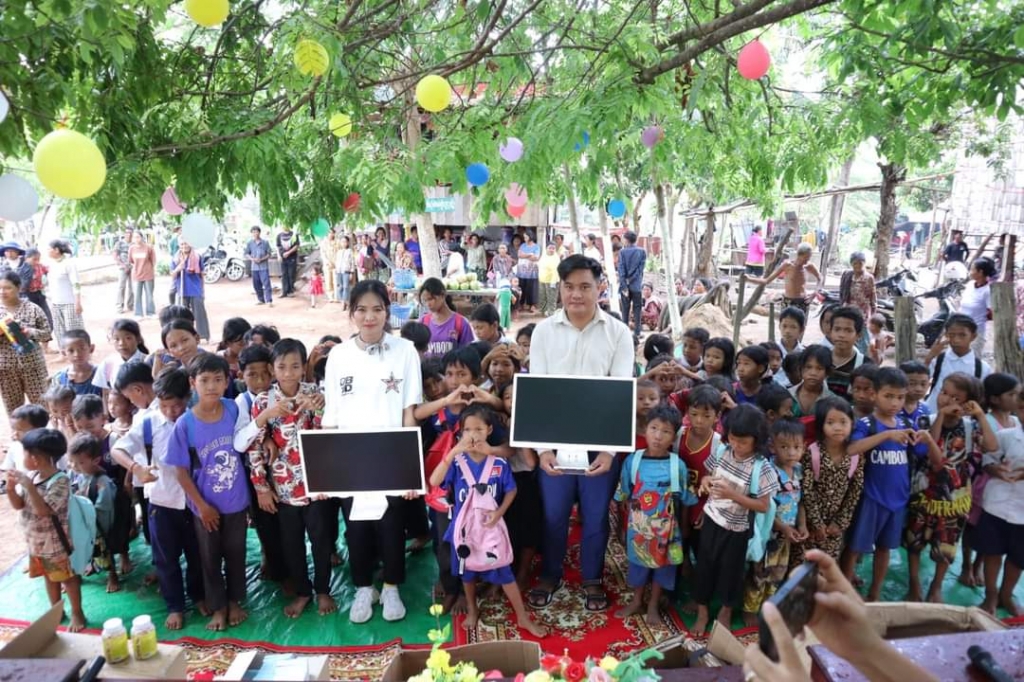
[161,187,185,215]
[499,137,523,162]
[504,183,528,207]
[641,125,663,149]
[737,40,771,80]
[507,203,526,218]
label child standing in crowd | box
[905,374,996,602]
[217,317,252,384]
[789,345,834,418]
[501,382,543,591]
[843,368,938,602]
[67,432,120,593]
[429,405,547,637]
[107,391,135,440]
[676,386,723,585]
[925,314,992,413]
[3,405,50,489]
[469,304,510,345]
[635,380,662,448]
[760,341,783,380]
[43,386,76,440]
[95,320,149,392]
[617,405,696,625]
[800,397,863,562]
[825,306,870,400]
[645,354,682,399]
[308,263,324,309]
[702,338,735,382]
[849,364,879,421]
[6,429,87,631]
[515,324,534,371]
[742,419,806,626]
[675,328,708,388]
[419,278,474,359]
[868,313,892,364]
[900,361,932,430]
[755,383,794,426]
[166,354,250,631]
[777,307,806,359]
[692,404,779,633]
[960,257,995,357]
[734,345,768,405]
[51,330,104,398]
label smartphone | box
[917,415,931,430]
[759,561,818,661]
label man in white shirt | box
[110,368,206,631]
[527,254,634,613]
[924,313,992,413]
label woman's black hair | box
[218,317,252,350]
[643,334,674,362]
[516,323,536,342]
[459,403,497,430]
[756,382,793,415]
[736,344,769,371]
[688,384,723,412]
[973,256,997,279]
[470,303,501,328]
[71,394,105,420]
[814,396,854,443]
[115,360,154,391]
[238,344,272,370]
[245,324,281,346]
[400,322,431,352]
[779,306,807,330]
[646,404,683,432]
[11,404,50,429]
[110,319,149,355]
[161,319,199,348]
[159,304,194,326]
[799,344,833,372]
[983,373,1020,410]
[704,337,736,377]
[271,338,308,366]
[705,374,735,399]
[0,271,21,289]
[350,279,392,313]
[48,239,73,255]
[556,254,602,282]
[418,277,451,310]
[724,403,767,445]
[442,346,482,379]
[20,428,67,461]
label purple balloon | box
[641,126,663,149]
[499,137,524,162]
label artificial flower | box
[456,664,483,682]
[588,667,613,682]
[598,657,620,673]
[407,671,433,682]
[565,662,587,682]
[429,603,445,617]
[427,649,454,674]
[524,671,553,682]
[540,654,564,675]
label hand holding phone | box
[759,561,818,662]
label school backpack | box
[451,455,513,574]
[710,448,775,563]
[425,409,459,481]
[47,472,97,577]
[926,353,983,401]
[808,442,859,481]
[628,450,687,565]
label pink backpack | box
[809,442,859,481]
[452,455,513,574]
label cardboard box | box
[0,603,187,679]
[864,602,1006,639]
[382,642,541,682]
[217,651,330,681]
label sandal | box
[582,580,610,612]
[527,579,563,609]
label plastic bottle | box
[131,614,158,660]
[101,618,129,664]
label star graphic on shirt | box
[382,372,403,394]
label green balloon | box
[311,218,330,238]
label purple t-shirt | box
[424,313,474,359]
[166,399,250,515]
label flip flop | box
[527,579,563,609]
[582,581,610,612]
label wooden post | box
[894,296,917,364]
[768,302,776,342]
[733,274,747,347]
[992,282,1024,377]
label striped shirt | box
[703,447,780,532]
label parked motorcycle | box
[916,279,966,348]
[202,241,247,283]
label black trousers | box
[247,480,286,581]
[431,508,461,596]
[340,497,406,587]
[278,500,335,597]
[193,510,248,612]
[281,257,298,296]
[403,496,430,540]
[622,288,643,338]
[149,504,204,613]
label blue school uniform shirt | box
[428,407,508,446]
[165,399,250,515]
[852,415,928,511]
[53,366,104,397]
[900,402,931,431]
[733,382,760,405]
[441,455,516,574]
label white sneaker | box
[349,586,378,624]
[380,585,406,622]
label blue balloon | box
[574,131,590,152]
[607,199,626,218]
[465,163,490,187]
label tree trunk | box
[632,189,647,234]
[872,162,906,281]
[894,296,917,365]
[654,183,683,340]
[562,164,582,256]
[598,185,621,315]
[695,211,716,278]
[404,92,441,278]
[992,282,1024,377]
[923,191,939,266]
[820,156,853,272]
[678,215,692,281]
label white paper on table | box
[555,448,590,474]
[349,492,389,520]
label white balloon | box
[181,213,218,251]
[0,174,39,221]
[0,92,8,124]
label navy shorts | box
[849,496,906,553]
[627,562,677,591]
[972,511,1024,568]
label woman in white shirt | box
[46,239,83,351]
[322,279,423,625]
[334,235,355,311]
[960,257,995,357]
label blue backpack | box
[47,472,97,577]
[710,446,776,562]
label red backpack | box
[425,409,459,481]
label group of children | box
[5,287,1023,639]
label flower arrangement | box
[409,605,664,682]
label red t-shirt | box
[675,426,718,528]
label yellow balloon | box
[415,75,452,113]
[33,129,107,200]
[329,113,352,137]
[294,39,329,77]
[184,0,229,28]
